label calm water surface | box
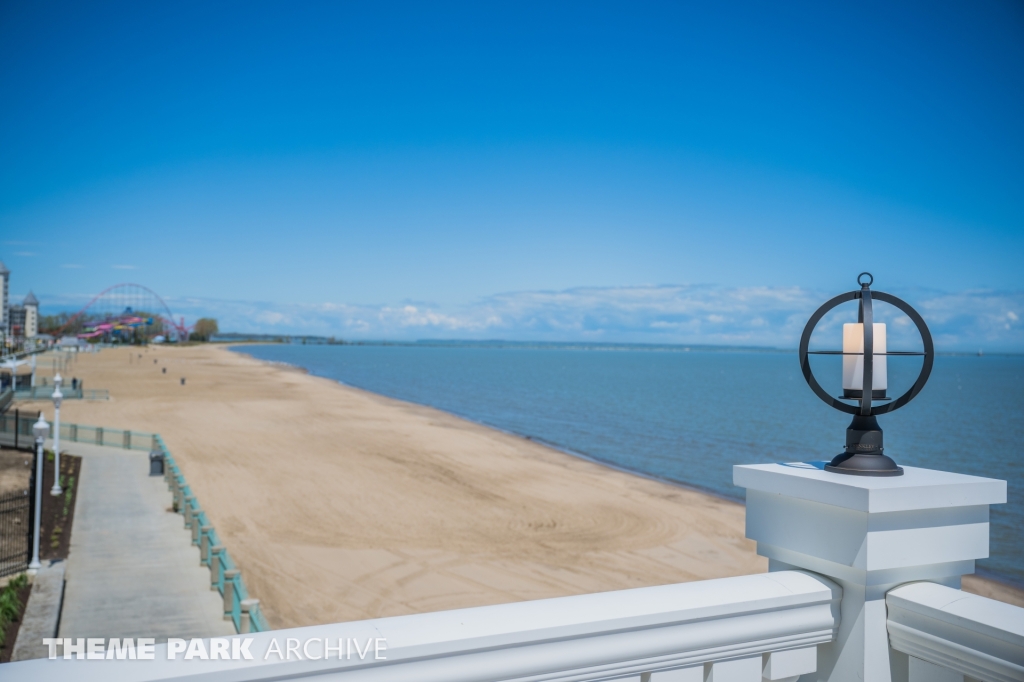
[233,344,1023,585]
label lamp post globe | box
[29,411,49,572]
[32,412,49,447]
[51,373,63,496]
[798,273,934,476]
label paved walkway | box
[55,441,235,644]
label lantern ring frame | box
[798,289,934,417]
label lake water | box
[232,343,1023,586]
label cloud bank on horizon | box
[36,284,1023,352]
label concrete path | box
[55,441,235,646]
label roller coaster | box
[50,283,192,342]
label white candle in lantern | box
[842,323,887,394]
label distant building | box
[0,260,8,336]
[8,291,39,338]
[7,304,23,337]
[24,291,38,337]
[23,288,38,337]
[0,259,42,347]
[58,335,87,350]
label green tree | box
[192,318,219,342]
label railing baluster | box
[190,511,201,546]
[239,598,259,634]
[210,546,224,590]
[223,569,240,624]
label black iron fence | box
[0,409,36,451]
[0,483,32,578]
[0,410,35,575]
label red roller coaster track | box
[52,283,191,340]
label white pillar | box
[50,374,63,496]
[734,462,1005,682]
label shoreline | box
[228,344,747,507]
[214,337,1024,357]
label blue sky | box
[1,1,1022,349]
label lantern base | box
[825,415,904,476]
[825,453,904,477]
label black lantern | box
[798,273,934,476]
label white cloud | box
[254,311,288,325]
[33,284,1024,351]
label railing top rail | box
[888,581,1024,682]
[65,421,153,435]
[2,570,840,681]
[48,420,156,442]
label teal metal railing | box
[12,387,109,401]
[0,415,155,450]
[157,435,270,633]
[60,422,154,450]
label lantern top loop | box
[857,272,873,287]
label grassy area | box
[0,574,29,661]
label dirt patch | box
[38,453,81,561]
[0,451,32,496]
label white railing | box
[887,582,1024,682]
[6,571,839,681]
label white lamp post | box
[31,354,36,388]
[29,412,49,572]
[51,374,63,496]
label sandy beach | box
[18,344,1022,628]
